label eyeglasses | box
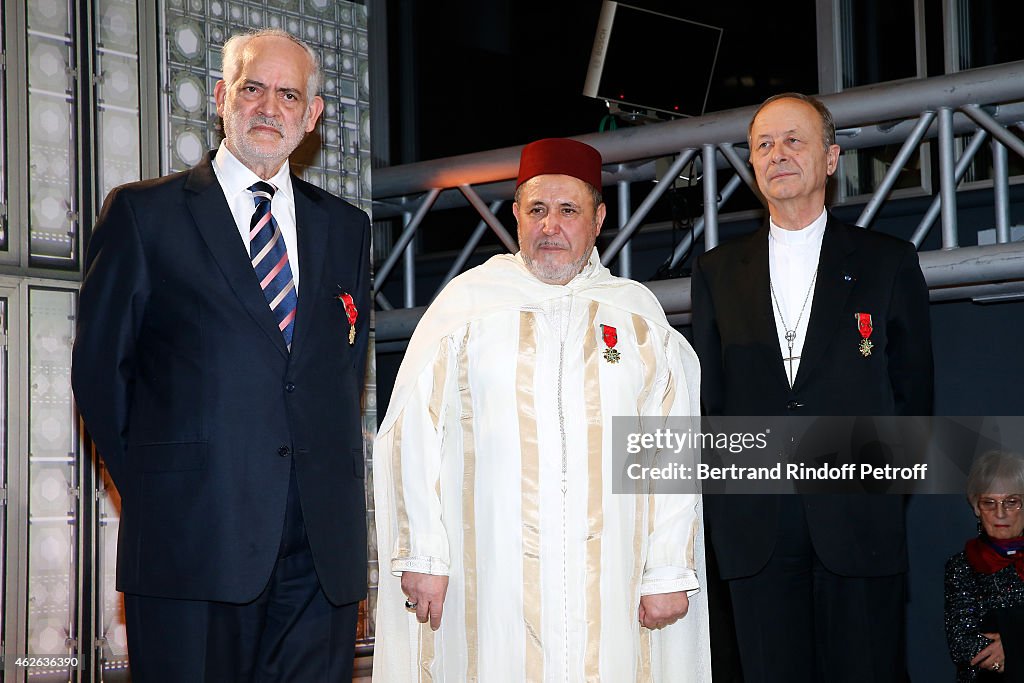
[978,496,1023,512]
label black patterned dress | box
[945,550,1024,682]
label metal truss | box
[372,60,1024,342]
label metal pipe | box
[993,141,1011,244]
[930,281,1024,303]
[374,305,431,342]
[910,128,988,248]
[645,277,693,319]
[373,241,1024,341]
[855,110,936,228]
[602,148,698,265]
[457,184,518,253]
[403,234,415,308]
[617,181,631,278]
[702,144,720,250]
[961,104,1024,159]
[371,102,1024,219]
[717,142,761,196]
[920,241,1024,287]
[435,200,504,296]
[619,242,632,279]
[373,61,1024,198]
[374,188,441,291]
[937,107,959,249]
[669,173,744,268]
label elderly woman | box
[946,450,1024,681]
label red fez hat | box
[516,138,603,191]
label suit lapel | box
[185,155,289,358]
[746,227,792,390]
[290,179,329,357]
[793,215,857,391]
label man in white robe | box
[373,138,710,682]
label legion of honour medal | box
[855,312,873,357]
[601,324,620,364]
[337,292,358,345]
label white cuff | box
[640,567,699,596]
[391,555,449,577]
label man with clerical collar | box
[373,138,711,681]
[691,93,934,682]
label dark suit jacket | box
[71,153,371,606]
[691,214,933,579]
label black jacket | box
[691,214,934,578]
[72,153,371,605]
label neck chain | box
[769,269,818,384]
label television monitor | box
[584,1,723,118]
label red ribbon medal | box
[601,324,620,364]
[337,292,358,345]
[854,312,873,357]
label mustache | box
[534,238,569,249]
[247,115,283,135]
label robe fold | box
[373,250,711,682]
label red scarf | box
[965,535,1024,580]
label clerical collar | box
[769,208,828,246]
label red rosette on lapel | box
[337,292,358,345]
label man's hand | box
[638,591,689,630]
[401,572,449,631]
[971,632,1005,674]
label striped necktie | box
[248,181,297,346]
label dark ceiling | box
[387,0,820,164]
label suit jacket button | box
[285,382,296,393]
[786,400,804,411]
[278,445,291,457]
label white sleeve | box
[386,336,458,577]
[641,330,702,596]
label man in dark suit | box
[71,29,370,682]
[691,93,933,682]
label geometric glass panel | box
[0,300,6,659]
[97,467,128,673]
[27,4,79,268]
[94,2,138,674]
[27,288,79,672]
[97,0,137,53]
[0,4,8,252]
[95,0,141,211]
[28,0,69,34]
[360,348,378,650]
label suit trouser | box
[706,534,746,683]
[727,496,906,683]
[124,465,359,683]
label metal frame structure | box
[371,60,1024,342]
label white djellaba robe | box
[373,249,710,682]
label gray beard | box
[224,110,309,164]
[522,249,591,285]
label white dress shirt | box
[212,141,300,293]
[768,208,827,386]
